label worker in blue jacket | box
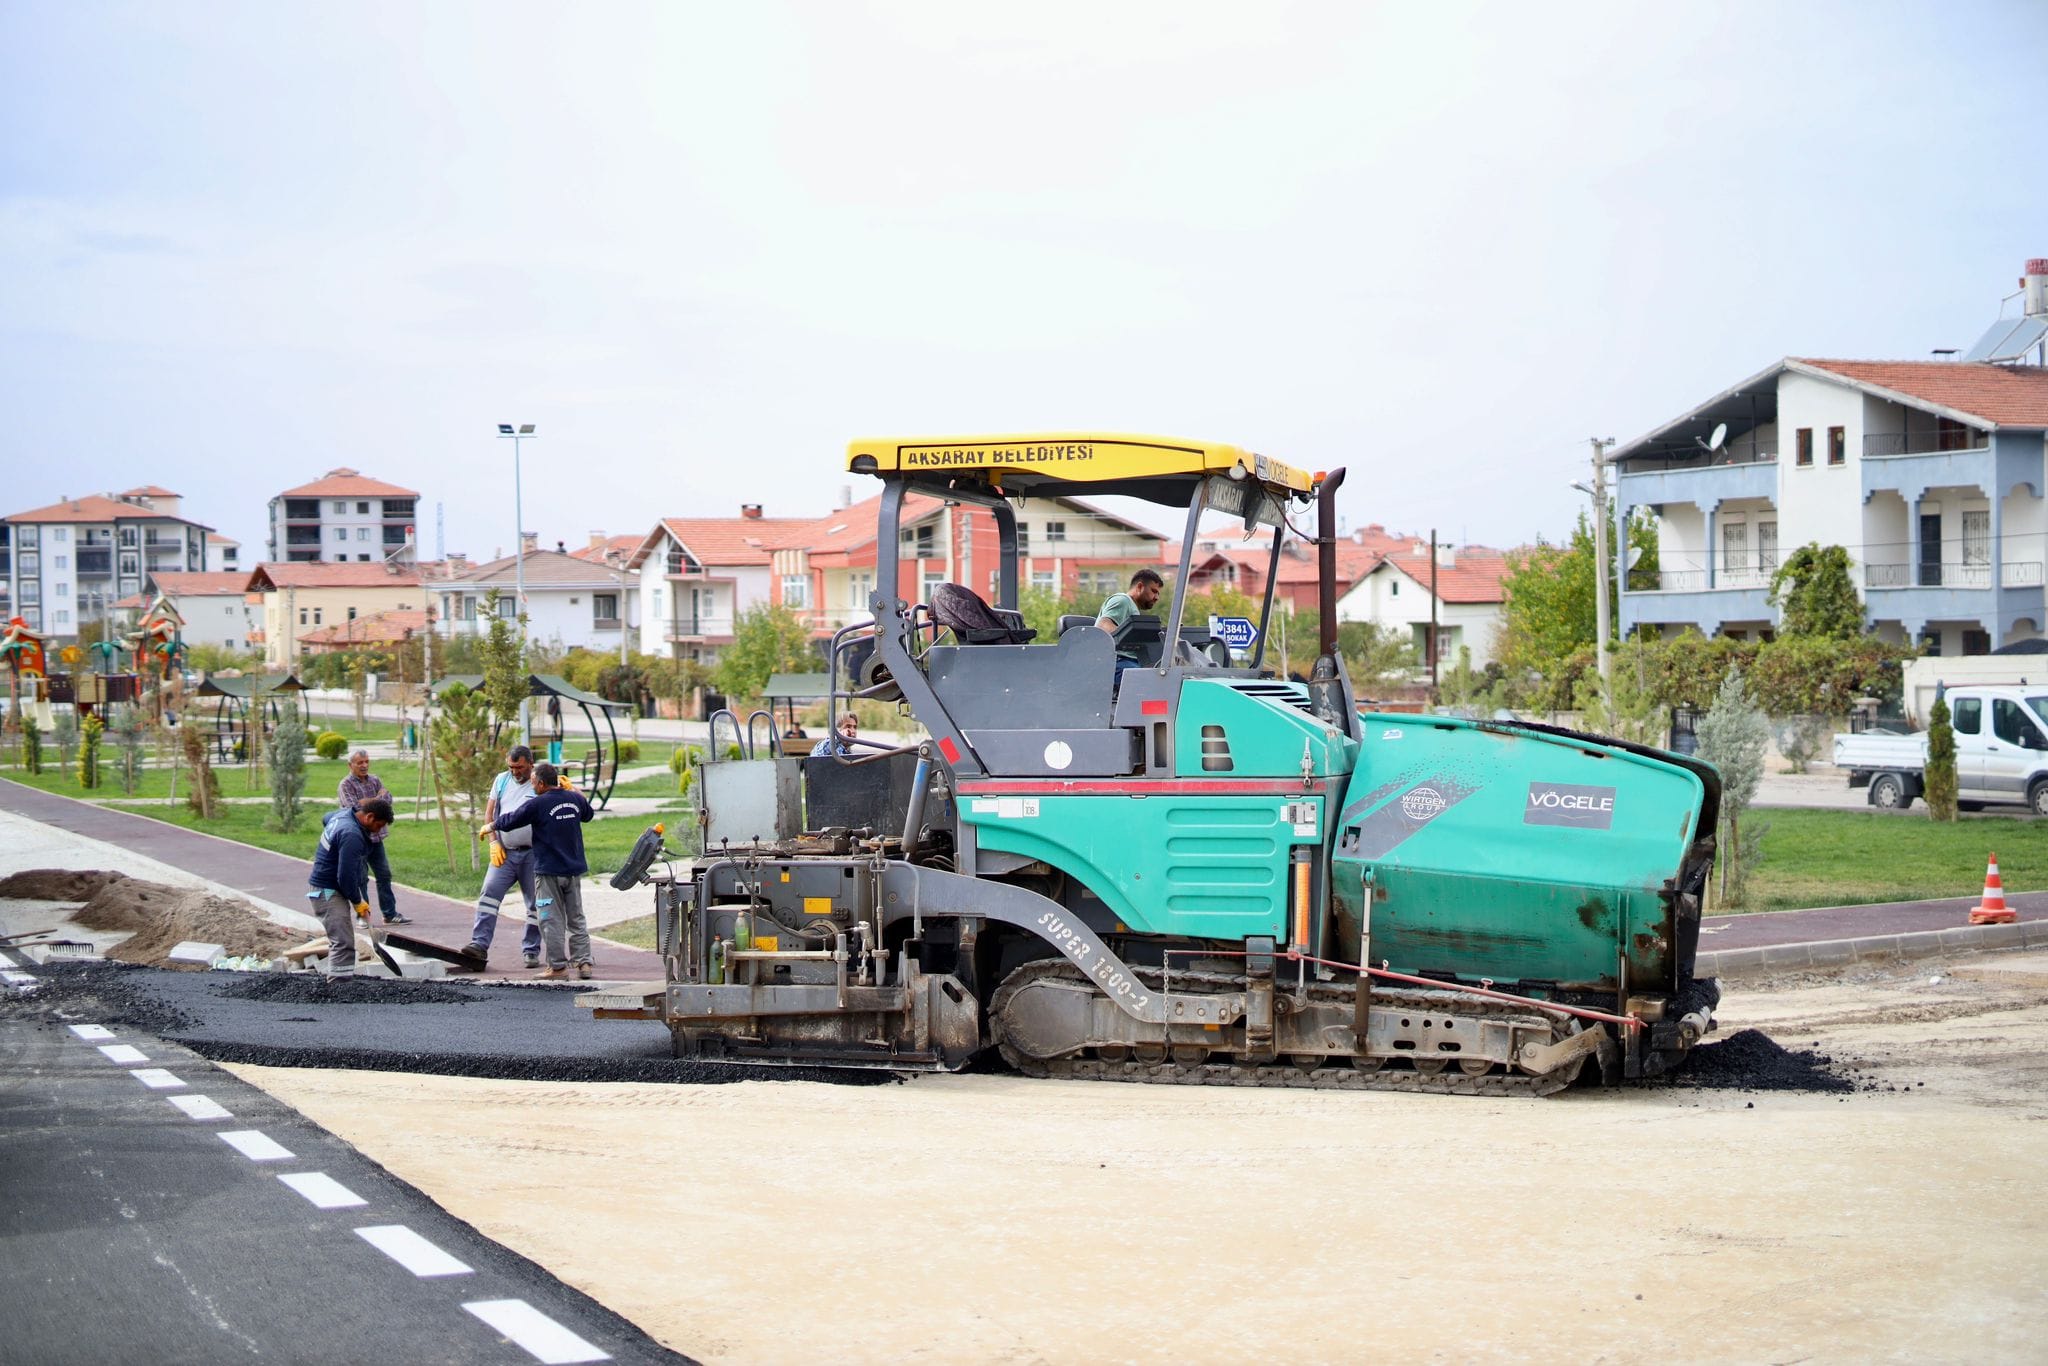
[308,799,394,975]
[493,762,595,979]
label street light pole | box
[497,423,536,744]
[607,550,629,667]
[1584,437,1615,705]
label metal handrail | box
[1862,433,1989,458]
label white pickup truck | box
[1833,685,2048,814]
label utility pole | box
[1588,437,1615,705]
[1428,528,1440,691]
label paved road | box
[0,780,663,984]
[0,1011,690,1365]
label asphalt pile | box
[0,960,198,1034]
[0,868,300,967]
[1674,1028,1858,1094]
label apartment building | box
[266,468,421,564]
[0,489,215,642]
[139,571,258,653]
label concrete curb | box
[1699,917,2048,977]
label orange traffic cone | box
[1970,851,2016,926]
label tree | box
[110,703,146,795]
[1696,669,1770,906]
[1496,508,1659,700]
[76,713,104,790]
[715,605,817,703]
[1577,646,1664,746]
[478,589,530,744]
[179,708,220,819]
[430,682,498,871]
[1769,543,1862,639]
[20,710,42,775]
[266,705,308,831]
[1923,693,1958,822]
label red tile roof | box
[145,572,253,597]
[447,549,625,586]
[5,494,194,524]
[569,534,643,563]
[276,468,420,498]
[120,485,180,498]
[630,513,826,570]
[297,609,429,647]
[1379,548,1510,604]
[246,562,423,590]
[1794,359,2048,428]
[782,492,944,563]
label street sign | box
[1209,615,1259,651]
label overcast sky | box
[3,1,2043,560]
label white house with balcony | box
[1613,356,2048,655]
[624,507,820,663]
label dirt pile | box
[0,869,131,902]
[0,870,303,968]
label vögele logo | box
[1524,782,1617,829]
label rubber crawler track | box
[991,959,1590,1097]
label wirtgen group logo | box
[1399,786,1448,822]
[1524,782,1617,829]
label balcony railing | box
[1863,433,1988,458]
[77,551,113,575]
[1863,561,2030,589]
[1638,567,1775,592]
[667,614,736,638]
[592,617,622,631]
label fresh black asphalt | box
[0,1006,693,1366]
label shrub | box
[21,711,42,775]
[314,731,348,760]
[1924,695,1957,822]
[616,738,641,762]
[77,713,104,789]
[269,707,309,832]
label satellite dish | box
[1696,422,1728,453]
[1626,546,1644,570]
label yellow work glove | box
[353,901,371,920]
[559,773,574,790]
[489,839,507,868]
[477,822,493,841]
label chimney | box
[1411,540,1428,556]
[2025,258,2048,318]
[838,486,852,510]
[448,552,469,568]
[1437,544,1457,569]
[520,531,538,554]
[587,530,608,550]
[741,504,764,520]
[555,539,566,555]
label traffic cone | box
[1970,851,2016,926]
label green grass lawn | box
[2,754,429,804]
[1735,807,2040,913]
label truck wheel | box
[1869,774,1910,809]
[2030,780,2048,818]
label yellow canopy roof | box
[846,433,1315,498]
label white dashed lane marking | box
[97,1044,149,1064]
[217,1130,294,1161]
[3,970,38,984]
[131,1068,186,1089]
[168,1095,233,1121]
[462,1299,610,1364]
[68,1024,116,1040]
[277,1172,367,1209]
[354,1225,473,1278]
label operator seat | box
[929,582,1036,645]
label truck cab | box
[1836,685,2048,813]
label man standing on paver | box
[308,798,394,976]
[492,762,596,979]
[337,749,410,924]
[461,745,546,969]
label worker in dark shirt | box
[493,762,595,979]
[308,799,394,976]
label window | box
[1827,427,1845,466]
[54,609,69,625]
[1953,698,1982,735]
[54,581,68,596]
[119,528,137,547]
[299,609,308,626]
[119,555,137,576]
[496,595,516,619]
[334,528,348,542]
[1722,521,1750,575]
[903,524,935,557]
[52,528,68,543]
[781,574,810,608]
[1045,521,1067,543]
[593,593,619,623]
[357,554,370,561]
[1962,628,1991,655]
[19,552,35,574]
[849,573,873,609]
[1795,428,1813,466]
[1016,525,1030,555]
[1390,577,1400,597]
[1758,521,1779,573]
[313,609,323,625]
[333,500,347,514]
[347,606,358,620]
[53,554,67,569]
[922,569,945,599]
[356,501,370,514]
[1992,698,2045,749]
[1031,569,1056,590]
[357,528,371,541]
